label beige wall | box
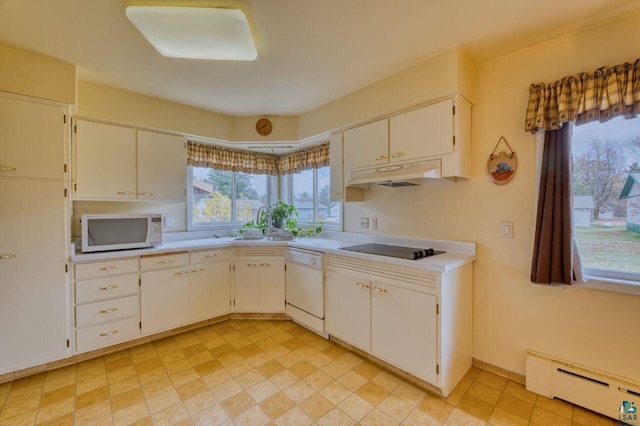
[0,45,76,104]
[332,12,640,378]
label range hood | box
[346,159,450,188]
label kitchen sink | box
[232,236,267,241]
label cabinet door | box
[371,281,437,383]
[329,132,344,202]
[343,119,389,170]
[0,180,68,373]
[137,130,186,201]
[234,262,261,312]
[0,96,65,180]
[141,267,190,335]
[190,261,230,322]
[75,120,137,199]
[389,99,454,162]
[325,270,370,351]
[259,260,285,312]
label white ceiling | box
[1,0,640,117]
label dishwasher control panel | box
[286,248,323,269]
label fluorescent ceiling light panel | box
[125,6,257,60]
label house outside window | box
[572,117,640,279]
[287,166,341,227]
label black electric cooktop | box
[338,243,446,260]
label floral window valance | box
[187,141,329,175]
[525,59,640,132]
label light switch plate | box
[501,221,513,238]
[370,217,377,229]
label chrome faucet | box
[255,205,272,237]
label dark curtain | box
[530,124,574,285]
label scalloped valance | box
[525,59,640,132]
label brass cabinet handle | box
[138,192,154,196]
[99,308,119,314]
[99,330,119,337]
[174,271,189,276]
[0,166,17,172]
[391,152,405,158]
[0,254,19,260]
[260,263,271,267]
[158,260,174,264]
[98,285,119,291]
[203,254,218,258]
[116,191,134,195]
[375,155,388,161]
[100,266,118,271]
[247,263,258,267]
[372,287,388,293]
[191,268,204,273]
[356,282,370,289]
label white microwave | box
[81,214,162,253]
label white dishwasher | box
[285,248,326,335]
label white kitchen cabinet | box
[233,246,286,313]
[73,257,140,353]
[0,95,67,180]
[74,120,137,199]
[140,253,190,335]
[325,254,472,397]
[324,270,371,351]
[371,281,437,383]
[389,98,454,161]
[343,118,388,170]
[137,130,186,201]
[190,249,231,322]
[0,179,69,373]
[74,120,186,201]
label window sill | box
[575,274,640,296]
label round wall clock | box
[255,118,273,136]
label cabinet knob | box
[174,271,189,276]
[391,152,405,158]
[247,263,258,267]
[99,330,119,337]
[100,266,118,271]
[0,253,19,260]
[98,285,119,291]
[260,263,271,267]
[158,260,174,264]
[138,192,154,196]
[0,166,17,172]
[99,308,119,314]
[356,282,370,289]
[372,287,388,293]
[116,191,134,196]
[191,268,204,273]
[203,254,218,258]
[375,155,388,161]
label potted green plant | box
[240,201,322,238]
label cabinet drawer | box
[141,252,189,271]
[76,316,139,353]
[76,295,138,327]
[75,274,139,303]
[190,248,230,264]
[75,258,138,280]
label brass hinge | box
[453,136,456,146]
[139,278,141,286]
[139,322,142,330]
[233,300,236,306]
[64,188,68,198]
[74,124,77,133]
[284,264,287,271]
[452,105,456,115]
[64,164,67,173]
[233,265,236,271]
[436,364,440,375]
[66,339,70,348]
[65,264,68,273]
[63,114,67,124]
[74,183,77,191]
[436,304,439,315]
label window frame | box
[187,166,275,230]
[285,166,342,230]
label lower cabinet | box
[140,253,190,335]
[233,246,286,313]
[324,255,472,397]
[189,249,231,322]
[325,270,371,351]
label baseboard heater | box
[526,350,640,422]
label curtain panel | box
[187,141,330,175]
[525,59,640,132]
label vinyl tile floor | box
[0,320,619,425]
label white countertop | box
[71,235,476,273]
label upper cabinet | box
[74,120,186,201]
[342,94,472,179]
[0,96,67,180]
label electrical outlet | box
[165,216,175,228]
[500,221,513,238]
[360,217,369,228]
[370,217,378,229]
